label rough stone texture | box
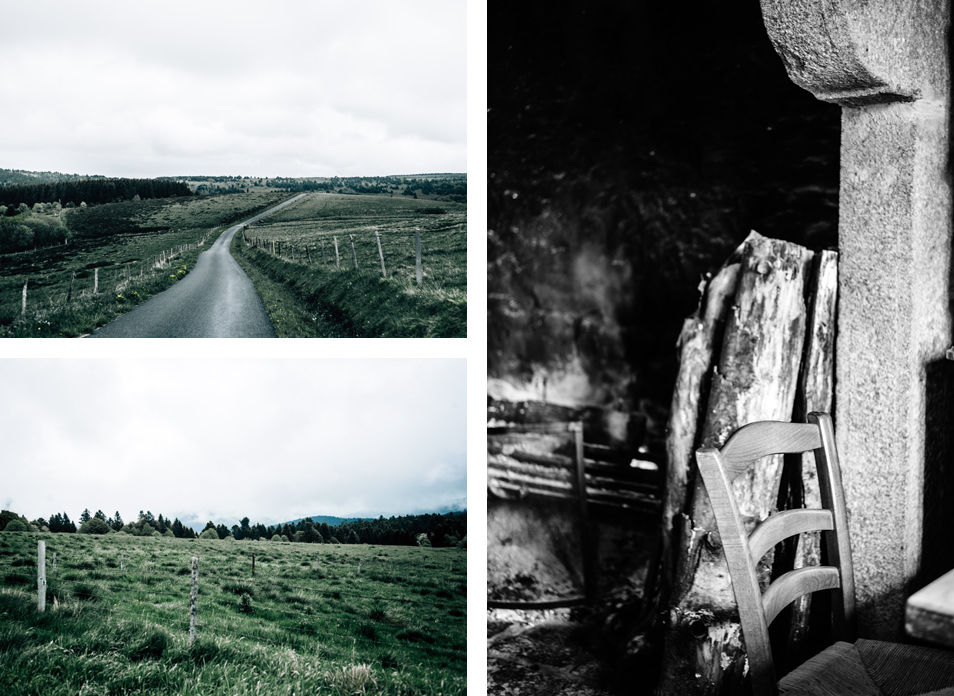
[838,101,952,638]
[761,0,951,639]
[761,0,948,105]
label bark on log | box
[657,233,815,695]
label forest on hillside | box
[0,178,191,210]
[0,509,467,548]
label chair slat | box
[748,508,834,563]
[763,566,841,626]
[720,422,821,481]
[809,411,856,640]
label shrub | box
[270,534,282,542]
[78,518,110,535]
[3,520,28,533]
[199,528,218,540]
[238,593,254,614]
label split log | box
[661,245,743,595]
[773,249,838,671]
[657,232,815,695]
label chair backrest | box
[695,412,855,696]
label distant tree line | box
[0,178,190,210]
[2,508,466,548]
[401,177,466,202]
[0,169,102,187]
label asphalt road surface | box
[90,194,307,338]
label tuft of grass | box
[3,573,30,587]
[326,663,377,695]
[71,583,100,602]
[127,627,170,661]
[356,623,378,642]
[396,629,435,644]
[220,580,254,598]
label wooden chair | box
[697,412,954,696]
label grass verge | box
[231,240,465,338]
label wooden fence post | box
[53,552,57,575]
[334,237,340,268]
[21,280,27,316]
[189,556,199,646]
[350,235,358,270]
[376,230,387,277]
[121,552,124,573]
[415,228,423,287]
[37,541,46,613]
[94,268,99,294]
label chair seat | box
[779,639,954,695]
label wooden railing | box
[487,420,662,609]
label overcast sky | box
[0,359,466,529]
[0,0,466,178]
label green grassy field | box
[0,532,466,695]
[230,193,466,337]
[0,192,290,337]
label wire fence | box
[13,232,213,316]
[241,223,466,288]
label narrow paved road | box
[90,194,306,338]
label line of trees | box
[1,509,466,548]
[0,178,191,210]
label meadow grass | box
[230,193,466,337]
[0,532,465,695]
